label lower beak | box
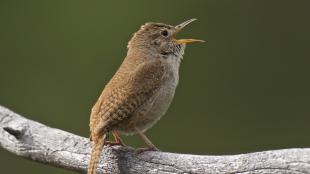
[174,18,205,44]
[176,39,205,44]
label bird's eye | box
[161,30,169,37]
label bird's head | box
[128,19,204,59]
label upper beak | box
[174,18,205,44]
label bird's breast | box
[117,61,180,135]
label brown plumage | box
[88,19,204,174]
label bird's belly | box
[116,82,177,135]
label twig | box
[0,105,309,174]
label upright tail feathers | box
[87,133,107,174]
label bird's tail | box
[87,133,107,174]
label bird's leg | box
[112,131,126,146]
[134,127,160,153]
[105,131,126,146]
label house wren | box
[88,18,204,174]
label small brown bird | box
[88,18,204,174]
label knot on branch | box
[3,127,24,139]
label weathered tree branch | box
[0,105,309,174]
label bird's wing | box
[90,60,166,138]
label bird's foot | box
[105,140,126,147]
[134,146,160,154]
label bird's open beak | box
[174,18,205,44]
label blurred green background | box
[0,0,309,173]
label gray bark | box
[0,105,309,174]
